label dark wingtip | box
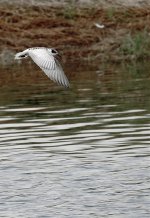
[66,82,71,88]
[63,84,70,89]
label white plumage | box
[15,47,70,88]
[94,23,105,29]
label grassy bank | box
[1,3,150,63]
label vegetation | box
[120,30,150,60]
[1,3,150,63]
[63,5,77,19]
[106,7,116,20]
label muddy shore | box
[1,1,150,64]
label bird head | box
[15,51,28,60]
[49,48,62,61]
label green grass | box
[63,5,77,19]
[106,7,116,20]
[120,30,150,60]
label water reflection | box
[0,61,150,217]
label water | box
[0,61,150,218]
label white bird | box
[94,23,105,29]
[15,47,70,88]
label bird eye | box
[51,49,57,54]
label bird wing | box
[28,48,70,88]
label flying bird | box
[94,23,105,29]
[15,47,70,88]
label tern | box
[15,47,70,88]
[94,23,105,29]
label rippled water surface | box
[0,61,150,218]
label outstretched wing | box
[28,48,70,88]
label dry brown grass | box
[1,4,150,61]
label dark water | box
[0,61,150,218]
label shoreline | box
[1,2,150,64]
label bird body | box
[15,47,70,88]
[94,23,105,29]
